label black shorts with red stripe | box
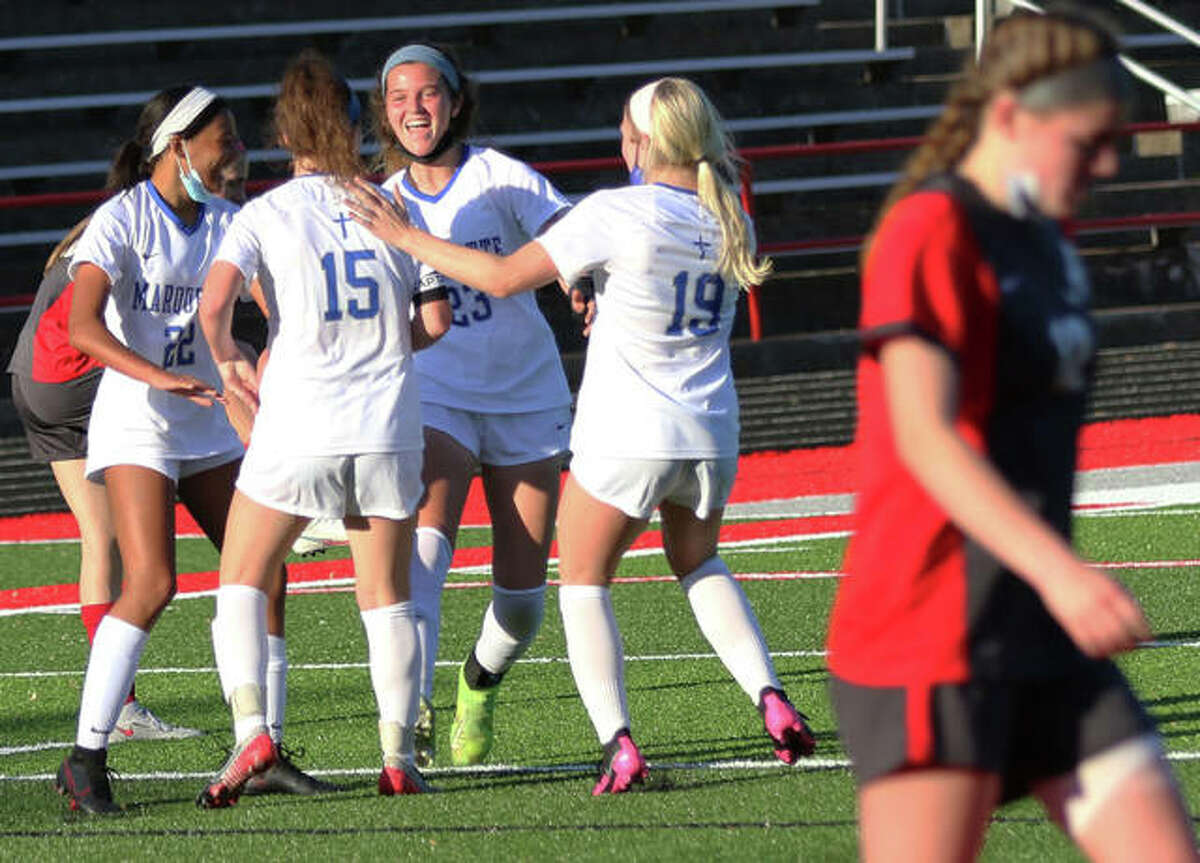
[830,659,1154,801]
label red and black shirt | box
[828,174,1096,686]
[7,255,102,383]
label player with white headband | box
[347,76,816,794]
[364,42,578,769]
[195,50,450,805]
[52,84,269,815]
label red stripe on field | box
[2,414,1196,545]
[0,515,850,611]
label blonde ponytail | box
[644,77,772,288]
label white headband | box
[149,87,218,158]
[628,79,664,136]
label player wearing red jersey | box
[827,11,1197,862]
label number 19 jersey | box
[70,181,242,460]
[536,183,740,459]
[215,175,431,456]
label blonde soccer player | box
[195,50,450,807]
[348,76,816,795]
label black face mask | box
[397,129,459,165]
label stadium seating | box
[3,0,1200,513]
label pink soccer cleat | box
[196,731,276,808]
[592,730,648,796]
[378,761,433,795]
[759,687,816,764]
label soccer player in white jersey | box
[52,85,253,815]
[195,51,451,806]
[348,76,816,795]
[371,43,574,768]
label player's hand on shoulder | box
[1039,562,1151,658]
[344,177,412,249]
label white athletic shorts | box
[236,448,425,521]
[423,403,570,467]
[570,454,738,520]
[86,444,243,484]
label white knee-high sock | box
[474,584,546,676]
[681,557,780,701]
[266,635,287,745]
[361,602,419,764]
[213,584,269,742]
[76,616,147,750]
[410,527,452,701]
[558,584,629,745]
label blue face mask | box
[629,165,644,185]
[178,141,213,204]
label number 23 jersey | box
[385,146,571,414]
[70,181,242,459]
[536,183,740,459]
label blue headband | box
[380,45,461,94]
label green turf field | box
[1,506,1198,861]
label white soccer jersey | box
[386,146,571,413]
[536,183,742,459]
[70,181,242,460]
[216,174,431,456]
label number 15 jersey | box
[536,183,741,460]
[216,174,436,456]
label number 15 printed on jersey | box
[321,249,380,321]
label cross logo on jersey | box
[693,236,712,260]
[333,211,353,239]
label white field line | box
[4,628,1200,684]
[6,482,1198,549]
[8,750,1200,782]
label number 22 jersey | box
[536,183,741,460]
[70,181,242,460]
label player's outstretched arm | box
[344,177,559,298]
[880,335,1151,659]
[69,262,217,406]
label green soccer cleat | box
[414,697,435,768]
[449,663,498,766]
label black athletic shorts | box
[10,369,101,462]
[830,659,1155,801]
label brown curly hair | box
[273,49,362,182]
[867,9,1119,257]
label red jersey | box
[828,175,1096,686]
[7,255,102,383]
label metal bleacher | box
[3,0,1200,514]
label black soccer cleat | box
[242,745,339,796]
[55,747,122,815]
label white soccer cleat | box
[290,518,348,556]
[108,699,204,744]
